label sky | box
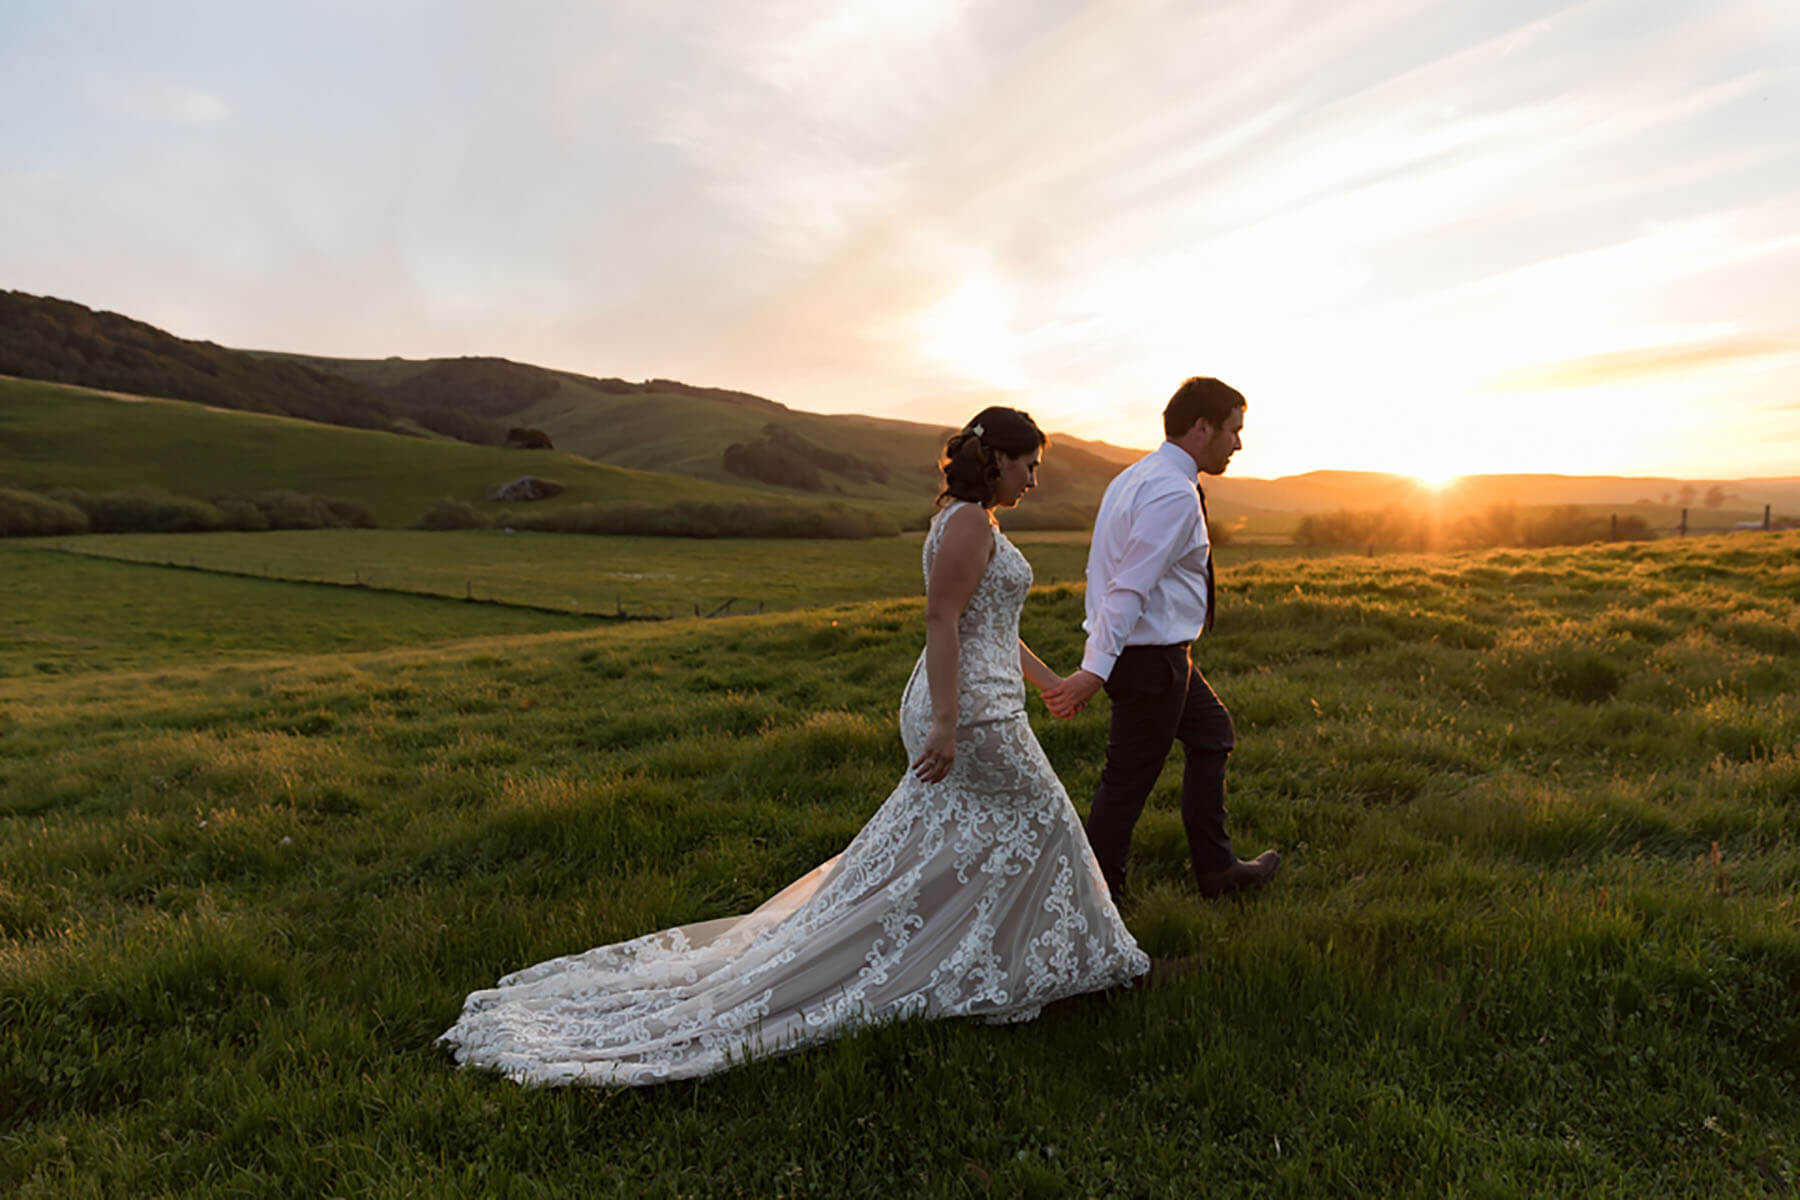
[3,0,1798,480]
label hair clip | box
[970,423,984,436]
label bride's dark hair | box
[936,406,1049,509]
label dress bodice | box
[902,501,1034,738]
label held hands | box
[911,718,957,783]
[1041,669,1104,719]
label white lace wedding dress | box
[439,502,1150,1086]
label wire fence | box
[43,543,724,621]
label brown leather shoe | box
[1194,849,1282,899]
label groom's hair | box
[1164,377,1246,438]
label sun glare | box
[910,267,1025,390]
[1413,468,1461,490]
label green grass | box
[0,376,806,527]
[25,530,1314,619]
[2,532,1798,1196]
[0,543,592,678]
[25,529,1099,618]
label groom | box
[1043,377,1281,901]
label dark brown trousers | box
[1084,643,1236,898]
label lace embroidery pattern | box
[440,500,1149,1086]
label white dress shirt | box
[1080,441,1212,680]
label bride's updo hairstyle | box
[936,406,1049,509]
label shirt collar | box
[1157,440,1200,480]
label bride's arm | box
[913,505,991,782]
[1018,640,1063,693]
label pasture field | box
[36,530,1094,619]
[32,530,1313,619]
[0,545,592,679]
[2,533,1798,1196]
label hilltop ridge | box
[4,288,1794,529]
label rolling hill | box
[0,375,791,528]
[264,348,1147,526]
[4,288,1793,537]
[2,289,1148,527]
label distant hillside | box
[260,348,1147,526]
[0,290,1266,528]
[0,375,787,527]
[0,290,793,451]
[7,289,1790,535]
[0,290,395,431]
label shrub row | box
[0,486,378,536]
[1294,503,1655,551]
[413,497,901,539]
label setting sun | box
[1413,469,1461,490]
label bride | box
[439,407,1151,1086]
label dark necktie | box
[1198,483,1215,634]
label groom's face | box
[1192,407,1245,475]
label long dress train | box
[438,501,1150,1086]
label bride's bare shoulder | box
[935,501,997,563]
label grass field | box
[2,532,1798,1196]
[27,529,1098,620]
[24,530,1317,622]
[0,544,592,679]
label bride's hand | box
[911,719,956,782]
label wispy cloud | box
[1484,335,1800,391]
[2,0,1797,477]
[88,74,233,124]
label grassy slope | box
[2,533,1798,1195]
[292,352,959,510]
[517,376,1315,536]
[0,376,809,526]
[515,375,1138,518]
[289,354,1288,529]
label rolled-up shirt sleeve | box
[1081,485,1201,679]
